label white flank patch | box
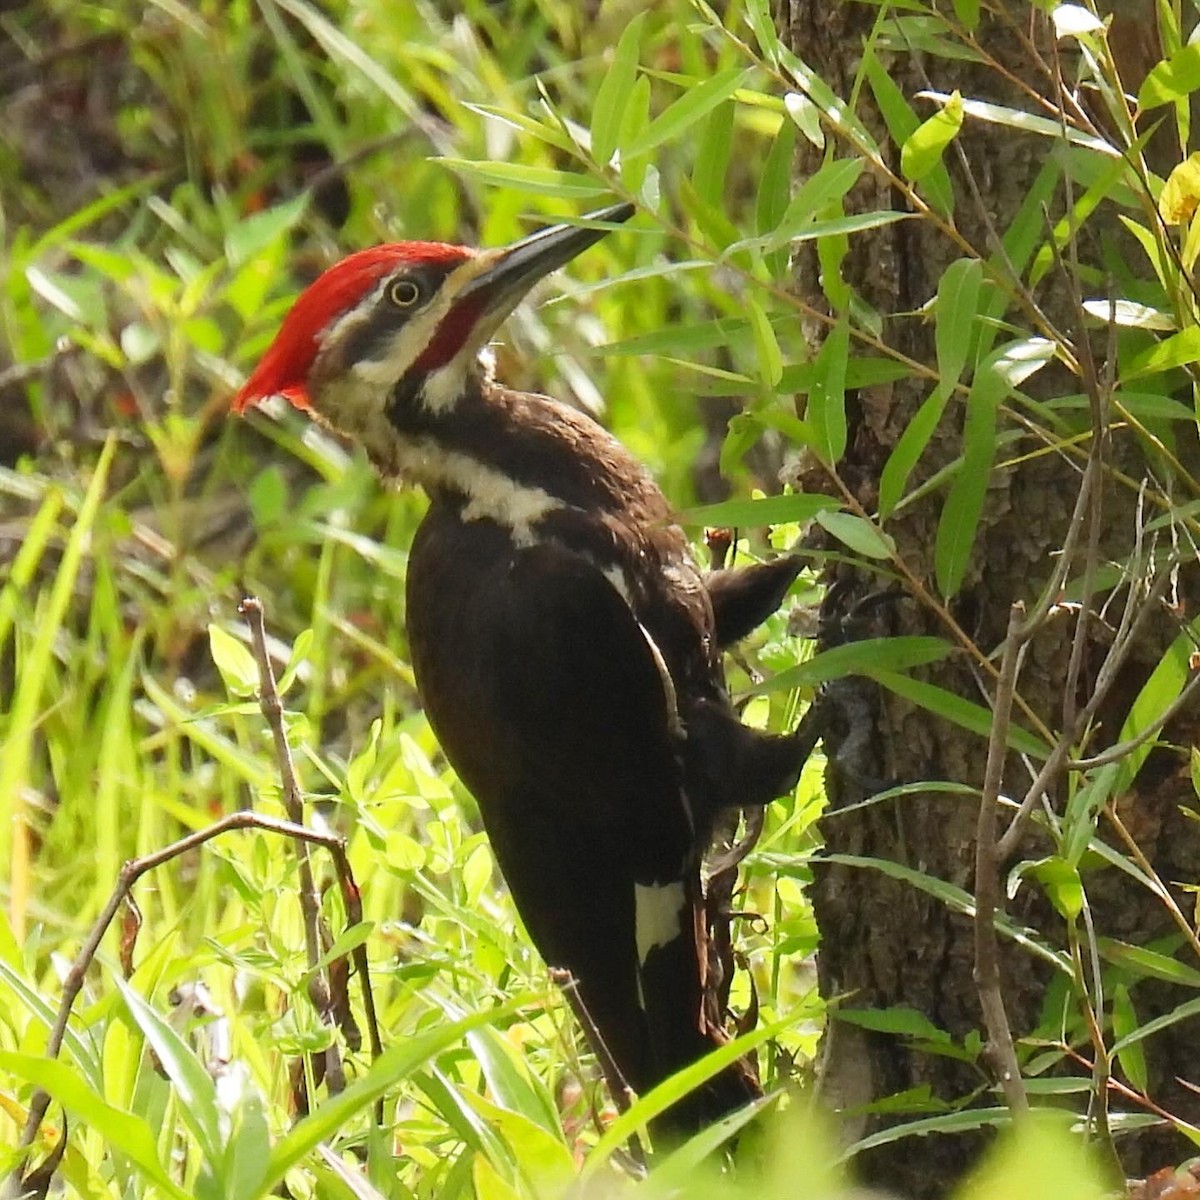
[634,880,686,967]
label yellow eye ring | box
[388,278,421,308]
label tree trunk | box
[779,4,1200,1195]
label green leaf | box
[436,159,608,199]
[919,91,1118,156]
[879,388,950,520]
[680,492,838,529]
[1028,856,1084,921]
[224,193,309,268]
[934,353,1009,599]
[935,258,984,389]
[784,90,825,148]
[901,90,964,181]
[692,104,734,207]
[118,979,223,1165]
[1139,43,1200,110]
[1122,326,1200,380]
[764,157,864,249]
[757,118,796,277]
[815,510,894,559]
[1113,984,1149,1094]
[836,1006,952,1041]
[264,998,529,1189]
[591,13,645,164]
[864,54,953,215]
[806,315,849,463]
[819,855,1066,972]
[209,624,260,698]
[1098,939,1200,988]
[623,68,751,159]
[952,0,980,30]
[747,295,784,387]
[751,637,953,695]
[0,1053,188,1199]
[871,669,1047,758]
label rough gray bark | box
[779,4,1200,1195]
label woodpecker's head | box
[233,202,634,450]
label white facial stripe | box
[634,880,686,967]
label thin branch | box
[14,811,349,1157]
[548,967,646,1167]
[973,602,1030,1115]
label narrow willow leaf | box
[1118,215,1170,292]
[764,157,864,249]
[871,669,1047,758]
[778,47,878,154]
[1113,985,1149,1094]
[918,91,1118,156]
[784,91,825,148]
[935,258,984,387]
[758,118,796,277]
[436,159,607,198]
[747,295,784,388]
[592,13,645,164]
[619,75,652,192]
[623,68,750,159]
[464,103,575,154]
[952,0,980,30]
[815,510,894,559]
[1081,300,1174,332]
[864,53,953,215]
[1139,43,1200,109]
[934,357,1008,598]
[879,387,951,519]
[1122,326,1200,379]
[745,0,780,61]
[1098,939,1200,988]
[751,637,953,694]
[680,492,838,529]
[693,104,734,206]
[901,90,964,181]
[805,316,849,463]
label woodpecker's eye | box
[388,277,422,308]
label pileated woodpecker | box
[234,202,815,1133]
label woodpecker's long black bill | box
[459,202,635,309]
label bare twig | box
[14,811,349,1158]
[973,602,1030,1114]
[548,967,646,1166]
[240,596,346,1095]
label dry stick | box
[548,968,646,1167]
[239,596,344,1095]
[14,811,348,1156]
[1105,804,1200,965]
[973,602,1030,1115]
[996,557,1180,863]
[240,596,384,1103]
